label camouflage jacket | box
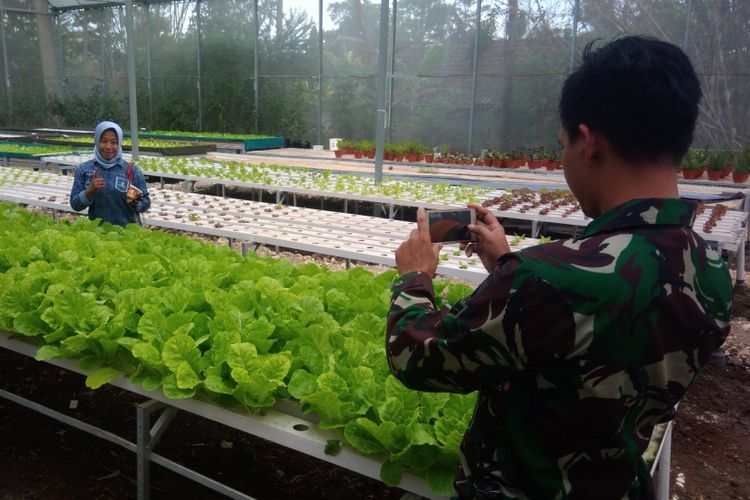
[386,198,732,499]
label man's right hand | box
[463,204,511,272]
[85,168,104,200]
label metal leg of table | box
[137,400,178,500]
[652,423,672,500]
[735,226,747,291]
[531,220,539,238]
[343,199,348,213]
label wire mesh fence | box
[0,0,747,154]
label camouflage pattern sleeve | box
[386,254,579,394]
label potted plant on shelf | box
[393,142,407,162]
[360,139,376,159]
[707,149,733,181]
[732,145,750,183]
[507,148,528,168]
[407,142,428,162]
[384,143,396,161]
[337,139,354,157]
[681,148,706,180]
[528,146,549,169]
[547,149,561,170]
[423,147,435,163]
[438,144,451,164]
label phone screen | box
[427,209,475,243]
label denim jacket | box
[70,158,151,226]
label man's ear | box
[578,124,602,166]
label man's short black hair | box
[559,35,701,165]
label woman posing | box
[70,121,150,226]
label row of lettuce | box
[0,203,473,494]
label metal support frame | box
[467,0,482,155]
[196,0,203,133]
[388,203,398,220]
[137,400,178,500]
[0,0,12,121]
[735,193,749,290]
[373,0,390,185]
[253,0,259,133]
[0,386,253,499]
[317,0,323,146]
[650,422,673,500]
[145,4,153,125]
[385,0,397,143]
[124,0,139,160]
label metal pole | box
[196,0,203,132]
[568,0,580,73]
[145,3,153,126]
[374,0,390,185]
[54,13,65,103]
[682,0,693,50]
[0,0,13,121]
[317,0,323,146]
[124,0,139,160]
[101,20,108,96]
[253,0,259,133]
[468,0,482,155]
[386,0,397,143]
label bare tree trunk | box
[33,0,63,100]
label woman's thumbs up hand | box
[85,167,105,200]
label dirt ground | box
[0,204,749,499]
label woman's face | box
[98,129,118,160]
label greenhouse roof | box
[47,0,171,12]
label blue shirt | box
[70,158,151,227]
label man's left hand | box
[395,207,441,276]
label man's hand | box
[460,204,511,271]
[395,207,441,276]
[84,168,104,200]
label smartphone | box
[426,208,476,243]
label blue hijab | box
[93,121,124,168]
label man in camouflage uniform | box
[386,36,732,499]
